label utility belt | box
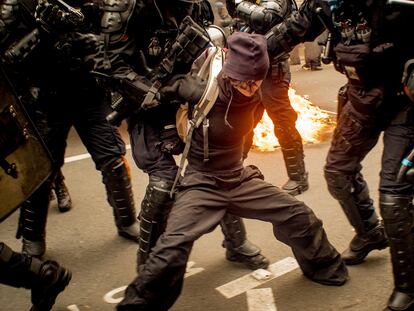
[391,102,414,125]
[269,57,290,83]
[334,42,396,87]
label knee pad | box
[324,169,354,201]
[380,193,413,238]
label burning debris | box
[252,88,336,152]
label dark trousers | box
[118,166,347,311]
[19,82,127,240]
[36,84,126,170]
[325,89,414,198]
[244,59,302,155]
[128,113,178,182]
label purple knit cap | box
[223,32,270,81]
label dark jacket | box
[188,74,262,172]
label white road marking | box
[185,261,205,278]
[64,145,131,163]
[216,257,298,299]
[246,288,277,311]
[102,262,204,305]
[103,285,127,304]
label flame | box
[253,87,336,152]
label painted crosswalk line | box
[247,288,277,311]
[216,257,299,299]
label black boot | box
[274,126,309,196]
[341,221,389,265]
[30,259,72,311]
[221,214,269,270]
[137,176,174,267]
[280,146,309,196]
[53,170,72,213]
[0,243,71,311]
[325,170,388,265]
[102,158,140,243]
[384,290,414,311]
[19,182,50,258]
[381,194,414,311]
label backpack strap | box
[170,46,225,196]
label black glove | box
[158,125,185,155]
[35,0,84,33]
[161,74,206,106]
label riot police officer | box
[0,0,140,258]
[0,48,71,310]
[89,0,269,270]
[265,1,414,310]
[228,0,310,196]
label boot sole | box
[284,184,310,196]
[226,253,270,270]
[118,231,140,243]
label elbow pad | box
[236,0,291,33]
[265,23,291,60]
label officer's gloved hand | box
[177,74,206,105]
[140,90,162,110]
[35,0,83,33]
[161,74,206,106]
[35,0,68,32]
[69,32,102,63]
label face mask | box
[230,79,263,97]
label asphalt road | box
[0,64,393,311]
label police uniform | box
[227,0,309,196]
[0,0,139,258]
[95,0,269,269]
[266,1,414,310]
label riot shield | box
[0,66,53,222]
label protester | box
[117,31,348,311]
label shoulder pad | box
[261,0,292,19]
[103,0,130,12]
[0,0,19,25]
[101,0,135,40]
